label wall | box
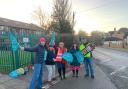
[103,41,124,48]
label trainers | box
[76,75,79,78]
[91,75,95,79]
[52,78,57,81]
[85,74,89,77]
[59,76,63,80]
[72,75,75,77]
[42,87,46,89]
[48,81,54,86]
[63,76,66,79]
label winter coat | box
[45,50,56,65]
[24,44,46,64]
[70,48,80,66]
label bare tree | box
[32,6,50,30]
[90,31,105,45]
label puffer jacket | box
[24,44,46,64]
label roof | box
[108,31,115,35]
[118,28,128,33]
[0,17,43,31]
[105,37,122,41]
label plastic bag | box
[9,68,25,78]
[16,68,25,75]
[9,70,19,78]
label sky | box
[0,0,128,34]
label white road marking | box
[43,70,73,89]
[110,66,126,75]
[119,76,128,79]
[43,79,60,89]
[100,58,111,63]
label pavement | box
[0,70,32,89]
[0,63,117,89]
[0,66,51,89]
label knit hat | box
[39,37,46,43]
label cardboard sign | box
[80,43,93,56]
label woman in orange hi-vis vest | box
[55,42,67,80]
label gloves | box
[20,46,24,51]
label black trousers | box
[72,70,79,76]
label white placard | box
[23,38,29,43]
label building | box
[0,17,45,50]
[0,17,44,35]
[104,37,123,48]
[104,28,128,48]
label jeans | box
[28,64,43,89]
[46,65,56,81]
[84,57,94,76]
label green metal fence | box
[0,29,45,73]
[0,50,14,73]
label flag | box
[8,32,19,51]
[49,31,56,46]
[62,52,73,63]
[74,51,84,63]
[44,51,48,61]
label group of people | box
[20,37,95,89]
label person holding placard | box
[80,42,95,79]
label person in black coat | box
[45,45,56,85]
[20,37,47,89]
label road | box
[93,47,128,89]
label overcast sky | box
[0,0,128,33]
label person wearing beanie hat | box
[20,37,47,89]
